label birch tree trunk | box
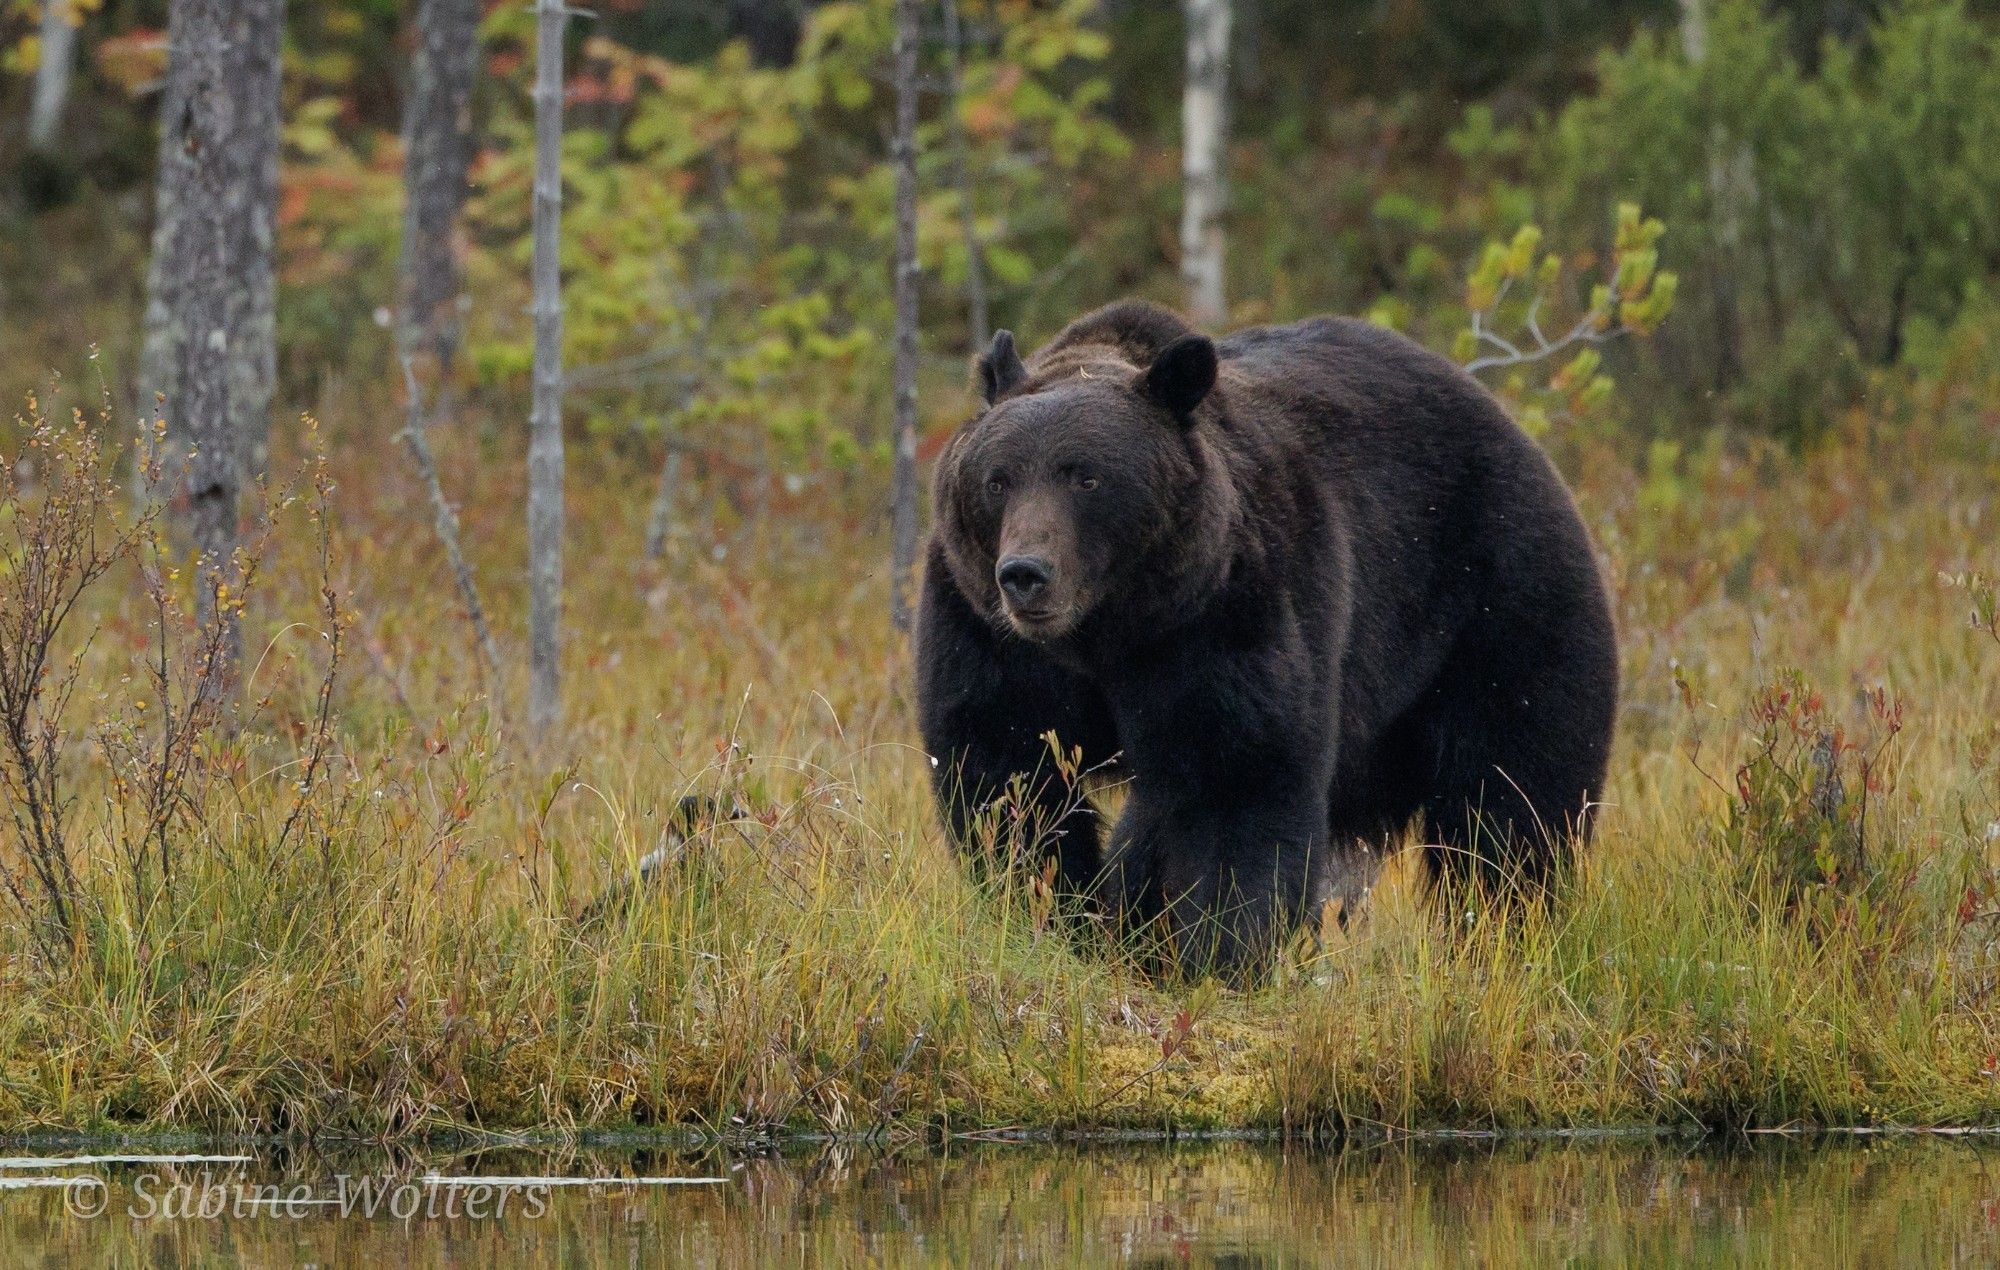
[27,0,78,152]
[137,33,187,461]
[887,0,921,633]
[527,0,569,739]
[235,1,283,483]
[400,0,483,377]
[1180,0,1230,327]
[157,0,285,688]
[1676,0,1706,62]
[941,0,990,353]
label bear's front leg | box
[1095,621,1341,979]
[1102,783,1327,980]
[914,551,1119,896]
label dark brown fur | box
[916,300,1618,976]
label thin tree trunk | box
[941,0,989,353]
[1180,0,1230,327]
[400,0,483,377]
[394,0,502,705]
[888,0,921,633]
[28,0,78,152]
[159,0,285,687]
[643,444,683,562]
[136,36,185,488]
[1676,0,1706,62]
[527,0,569,739]
[1680,0,1743,395]
[235,1,283,483]
[641,291,707,566]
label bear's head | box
[935,324,1223,643]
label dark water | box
[6,1135,2000,1265]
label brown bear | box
[914,299,1617,976]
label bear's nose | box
[996,556,1053,608]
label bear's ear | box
[1135,333,1217,423]
[976,329,1027,405]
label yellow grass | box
[1,378,1997,1140]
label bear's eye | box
[1057,465,1098,492]
[984,475,1006,496]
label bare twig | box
[271,437,348,859]
[397,354,506,705]
[1462,281,1623,375]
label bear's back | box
[1216,315,1521,457]
[1210,313,1597,736]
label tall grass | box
[1,376,1997,1140]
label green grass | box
[1,381,1998,1141]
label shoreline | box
[12,1121,2000,1156]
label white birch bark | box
[527,0,569,738]
[1676,0,1707,62]
[234,0,282,483]
[888,0,921,633]
[27,0,78,152]
[1180,0,1231,327]
[136,26,186,475]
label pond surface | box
[4,1134,1999,1265]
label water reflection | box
[5,1135,2000,1265]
